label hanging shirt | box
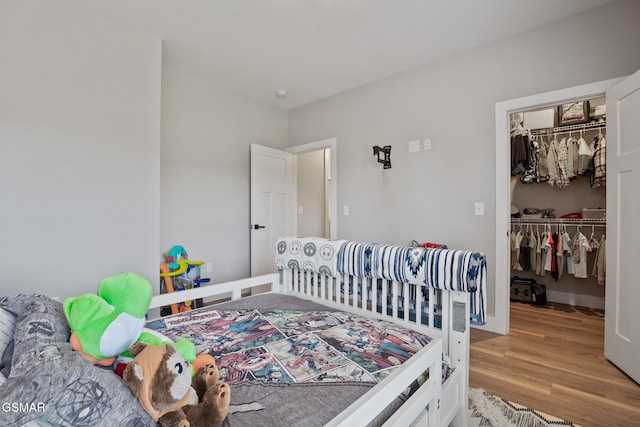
[537,138,550,182]
[544,232,554,272]
[577,137,593,175]
[511,230,524,270]
[593,235,606,285]
[566,137,576,179]
[556,138,570,188]
[556,232,565,278]
[591,136,606,188]
[547,138,560,186]
[511,133,529,175]
[572,232,592,278]
[529,232,537,271]
[519,232,531,271]
[563,232,574,275]
[535,231,544,275]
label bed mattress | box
[147,293,452,426]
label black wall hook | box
[372,145,391,169]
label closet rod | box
[529,121,605,135]
[511,217,606,226]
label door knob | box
[253,224,266,230]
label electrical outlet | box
[424,138,432,150]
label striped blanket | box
[275,238,487,326]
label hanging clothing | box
[577,137,593,175]
[547,138,560,186]
[551,232,559,281]
[572,231,592,278]
[566,137,576,180]
[563,231,574,276]
[521,139,539,184]
[519,232,531,271]
[511,230,524,270]
[537,138,550,182]
[536,231,546,276]
[593,235,606,285]
[591,135,606,188]
[511,133,529,176]
[556,137,571,188]
[556,232,565,279]
[529,231,537,272]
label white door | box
[604,69,640,383]
[250,144,296,276]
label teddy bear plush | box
[122,342,198,426]
[159,363,230,427]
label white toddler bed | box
[149,237,487,427]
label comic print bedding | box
[146,294,453,426]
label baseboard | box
[545,290,605,310]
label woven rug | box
[468,388,579,427]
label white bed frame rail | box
[149,270,470,427]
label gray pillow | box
[0,294,155,427]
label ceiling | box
[72,0,614,110]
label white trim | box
[494,78,623,335]
[288,137,338,239]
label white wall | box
[0,1,162,298]
[160,54,288,284]
[288,0,640,319]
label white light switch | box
[474,202,485,216]
[408,140,420,153]
[298,206,304,215]
[343,205,350,216]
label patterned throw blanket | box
[147,306,452,386]
[275,237,487,325]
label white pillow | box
[0,307,16,356]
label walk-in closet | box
[509,96,606,310]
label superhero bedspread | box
[147,293,453,426]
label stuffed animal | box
[160,363,230,427]
[115,328,197,377]
[63,272,152,366]
[122,342,198,425]
[191,363,221,401]
[182,382,230,427]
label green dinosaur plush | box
[63,272,152,366]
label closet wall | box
[510,97,606,309]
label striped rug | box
[468,388,579,427]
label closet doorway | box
[496,72,640,384]
[493,77,622,335]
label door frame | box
[288,137,338,240]
[493,78,623,335]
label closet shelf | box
[511,217,606,226]
[529,121,605,135]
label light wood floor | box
[469,302,640,427]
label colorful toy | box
[160,245,210,316]
[63,272,152,366]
